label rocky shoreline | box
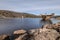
[0,23,60,40]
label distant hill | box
[54,16,60,18]
[0,10,40,18]
[54,16,60,20]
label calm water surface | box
[0,18,60,35]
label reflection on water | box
[0,18,60,35]
[40,19,52,26]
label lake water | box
[0,18,60,35]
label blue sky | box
[0,0,60,15]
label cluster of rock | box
[0,23,60,40]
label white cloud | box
[0,0,60,15]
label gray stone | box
[27,28,60,40]
[0,34,10,40]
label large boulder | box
[13,29,27,40]
[0,34,10,40]
[13,29,26,34]
[14,33,27,40]
[43,23,60,33]
[27,28,60,40]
